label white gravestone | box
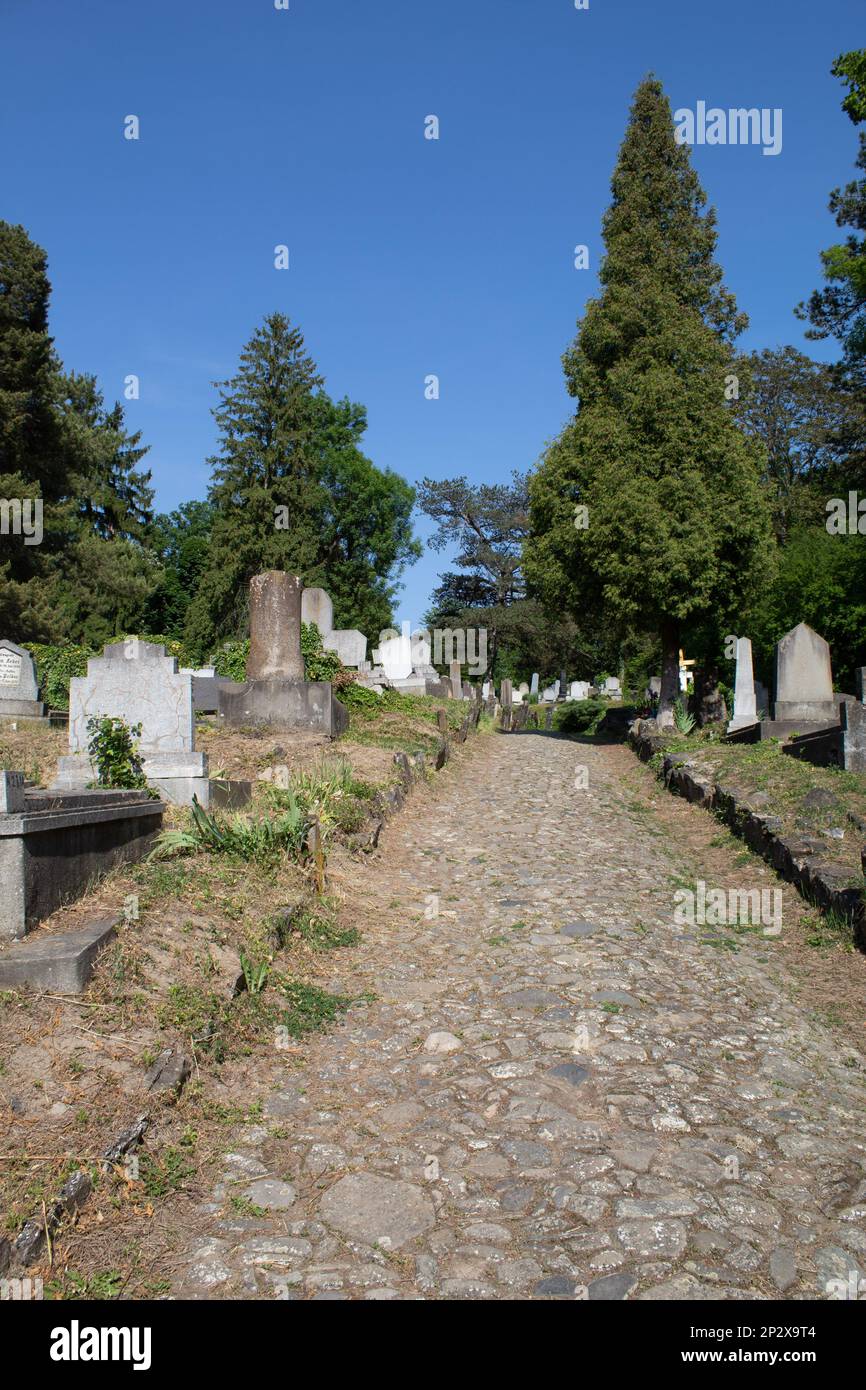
[728,637,758,731]
[0,640,46,717]
[53,640,209,805]
[774,622,836,724]
[300,587,334,637]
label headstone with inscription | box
[0,640,47,719]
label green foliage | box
[552,699,608,736]
[672,698,697,734]
[183,314,419,652]
[278,979,352,1038]
[300,620,343,682]
[526,78,774,719]
[24,642,91,709]
[153,793,309,865]
[239,949,270,995]
[213,639,249,681]
[86,716,148,789]
[337,681,380,710]
[293,903,361,951]
[799,50,866,364]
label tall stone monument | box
[728,637,758,731]
[218,572,347,735]
[248,572,304,681]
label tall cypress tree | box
[526,77,773,724]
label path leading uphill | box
[175,729,866,1301]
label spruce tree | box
[525,78,773,724]
[186,314,419,653]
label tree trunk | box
[657,617,681,728]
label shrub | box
[213,640,249,682]
[552,699,608,736]
[25,643,92,710]
[673,698,697,734]
[86,716,149,789]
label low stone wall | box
[629,721,866,952]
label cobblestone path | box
[176,731,866,1301]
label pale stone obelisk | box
[728,636,757,731]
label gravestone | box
[53,640,210,804]
[648,676,661,698]
[219,573,347,736]
[450,661,462,699]
[570,680,590,701]
[500,679,513,707]
[841,700,866,771]
[373,626,413,681]
[300,586,334,637]
[0,640,47,720]
[755,680,770,718]
[323,629,367,668]
[856,668,865,704]
[728,637,757,731]
[530,673,539,696]
[559,670,567,700]
[249,572,304,681]
[774,622,836,724]
[302,586,367,669]
[602,676,622,697]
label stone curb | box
[628,724,866,952]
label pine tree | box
[59,372,154,540]
[186,314,419,654]
[525,77,774,724]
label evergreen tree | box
[0,222,65,500]
[58,372,154,541]
[186,313,419,654]
[525,77,773,724]
[799,51,866,364]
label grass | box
[278,979,353,1039]
[291,903,361,951]
[138,1146,195,1200]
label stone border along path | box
[174,728,866,1301]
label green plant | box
[24,642,93,710]
[279,979,352,1038]
[213,639,249,681]
[86,716,149,789]
[138,1146,195,1198]
[301,621,344,682]
[153,794,309,864]
[239,949,271,994]
[672,699,697,735]
[553,699,608,736]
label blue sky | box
[3,0,862,629]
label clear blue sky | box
[3,0,862,630]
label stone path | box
[175,731,866,1300]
